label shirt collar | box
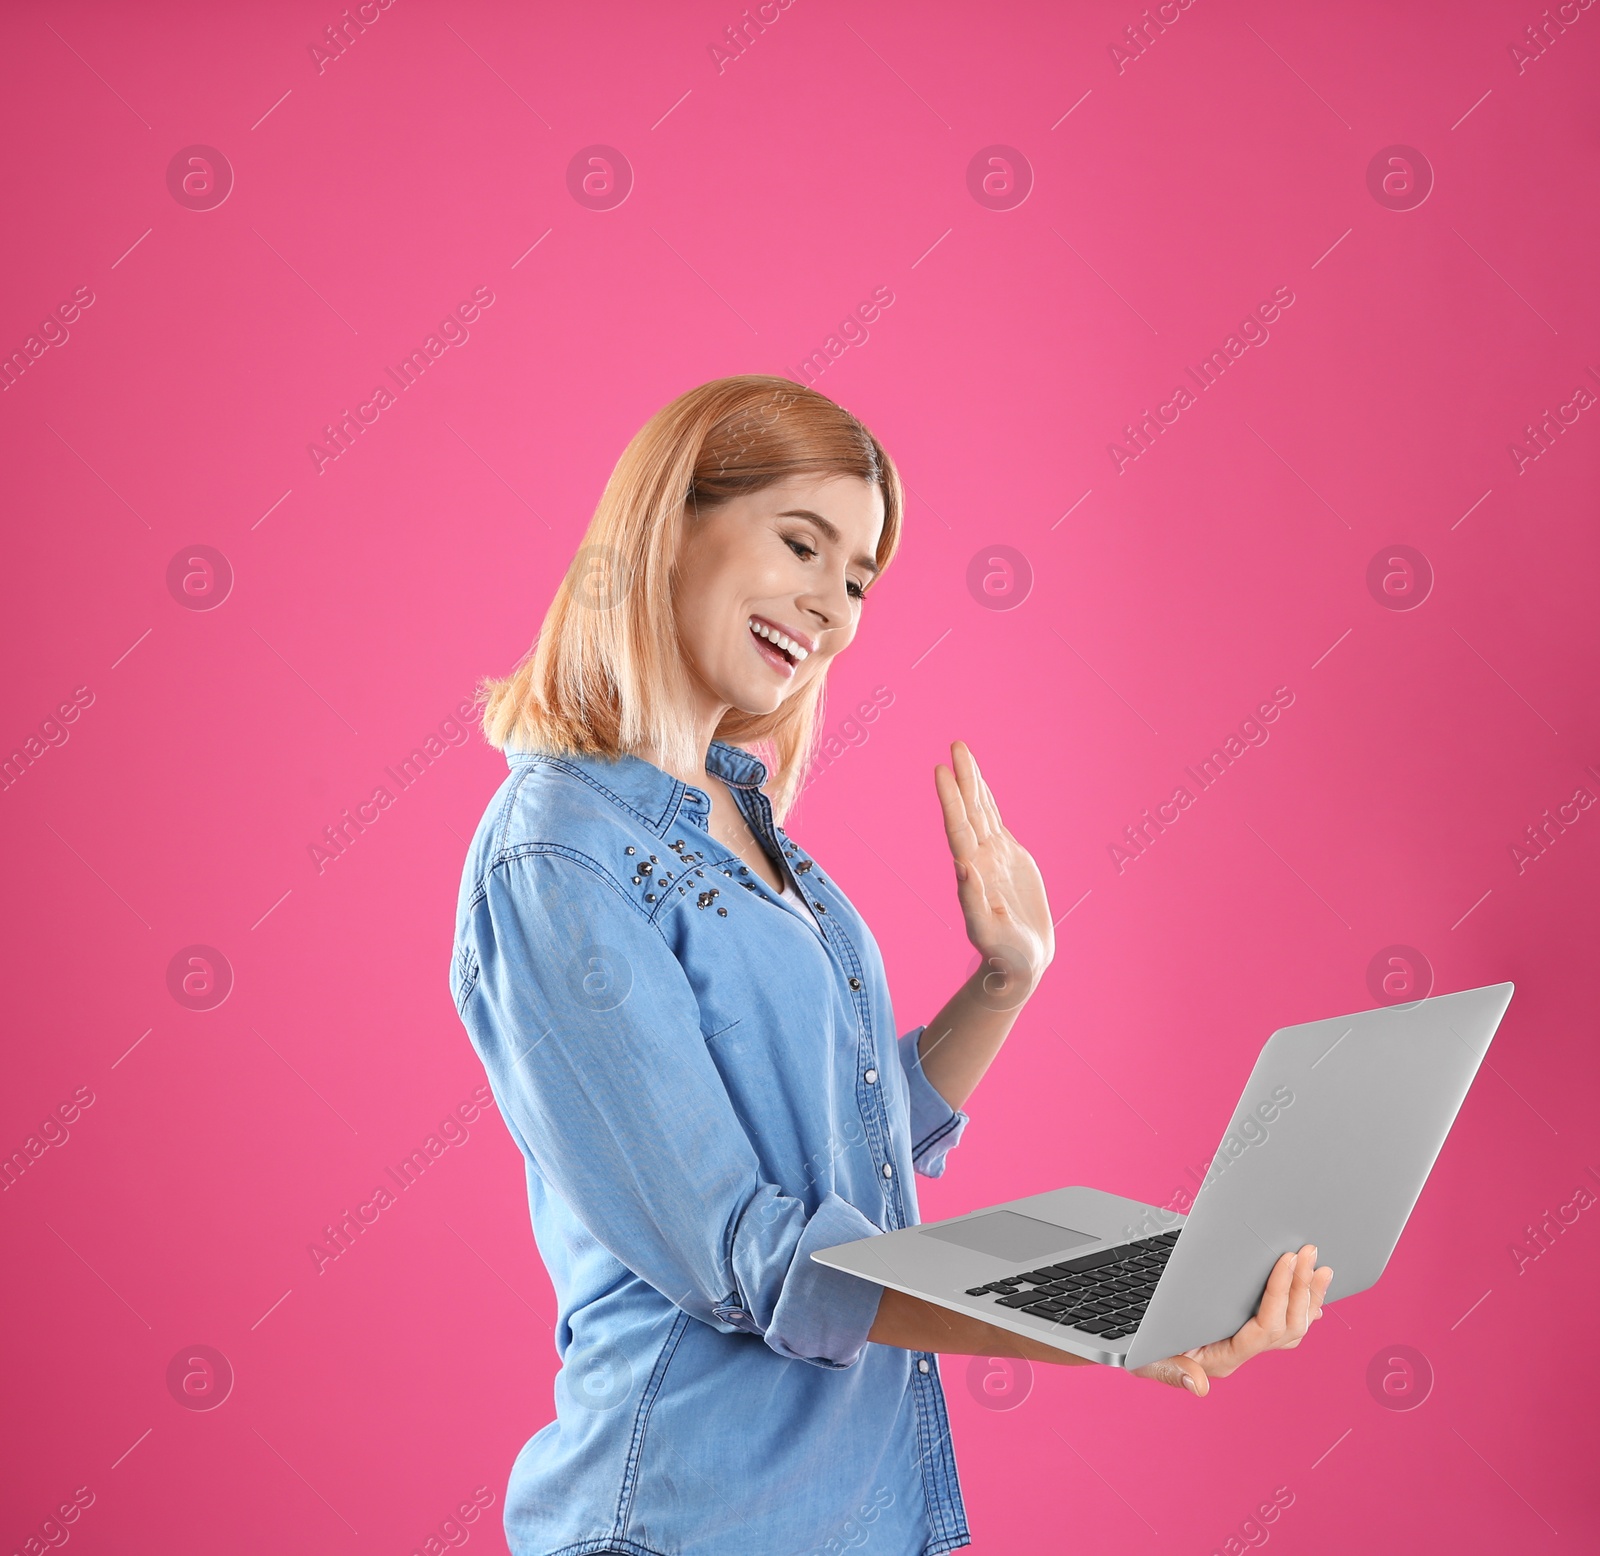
[506,738,770,832]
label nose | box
[797,573,852,639]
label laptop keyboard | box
[962,1230,1180,1340]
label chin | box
[735,689,788,716]
[719,675,791,716]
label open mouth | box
[748,616,809,676]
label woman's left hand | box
[1132,1245,1335,1397]
[934,740,1055,1002]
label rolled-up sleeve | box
[457,851,885,1369]
[897,1025,970,1178]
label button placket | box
[857,1004,905,1226]
[732,774,908,1226]
[736,788,832,948]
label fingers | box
[1253,1248,1298,1340]
[1281,1246,1318,1346]
[1308,1264,1334,1324]
[1134,1355,1209,1398]
[949,741,993,845]
[1248,1246,1322,1351]
[933,763,979,867]
[957,740,1006,839]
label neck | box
[637,690,729,791]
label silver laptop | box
[813,981,1514,1370]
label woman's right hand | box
[1131,1244,1333,1397]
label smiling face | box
[672,474,886,720]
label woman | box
[449,376,1333,1556]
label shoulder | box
[459,755,652,909]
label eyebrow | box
[775,509,881,578]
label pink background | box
[3,1,1596,1551]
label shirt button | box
[864,1068,877,1084]
[848,977,861,990]
[918,1359,930,1373]
[882,1162,893,1179]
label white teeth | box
[749,618,809,662]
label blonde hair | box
[477,375,903,822]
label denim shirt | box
[449,739,973,1556]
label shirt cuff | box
[764,1192,886,1370]
[898,1025,969,1179]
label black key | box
[1022,1301,1067,1317]
[1100,1326,1130,1339]
[964,1286,992,1296]
[995,1291,1041,1308]
[1075,1318,1115,1334]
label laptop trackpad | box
[919,1210,1098,1263]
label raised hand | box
[934,740,1055,1001]
[1133,1245,1334,1396]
